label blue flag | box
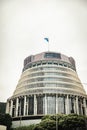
[44,38,49,42]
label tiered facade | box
[6,52,87,127]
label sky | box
[0,0,87,102]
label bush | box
[0,113,12,130]
[34,119,56,130]
[0,102,6,114]
[60,114,86,130]
[12,114,87,130]
[36,114,87,130]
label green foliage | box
[42,115,51,120]
[34,119,56,130]
[0,102,6,114]
[59,115,85,129]
[0,113,12,130]
[42,114,65,121]
[34,114,87,130]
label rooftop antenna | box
[44,37,49,51]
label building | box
[6,51,87,128]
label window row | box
[18,77,81,87]
[20,72,77,83]
[16,83,83,94]
[23,61,75,72]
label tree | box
[60,114,86,130]
[34,114,87,130]
[0,113,12,130]
[34,119,56,130]
[0,102,6,114]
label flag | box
[44,38,49,42]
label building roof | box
[23,51,76,71]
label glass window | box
[12,107,15,117]
[21,98,24,116]
[69,97,74,113]
[28,96,34,115]
[44,53,61,59]
[53,62,58,65]
[42,62,46,65]
[58,96,65,114]
[12,100,16,117]
[18,98,24,116]
[86,100,87,107]
[37,63,41,66]
[59,63,63,66]
[78,98,83,115]
[47,95,56,114]
[37,96,45,114]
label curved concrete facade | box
[6,52,87,127]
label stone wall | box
[0,125,6,130]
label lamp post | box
[56,114,58,130]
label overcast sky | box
[0,0,87,102]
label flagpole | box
[48,40,49,51]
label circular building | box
[6,52,87,127]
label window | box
[18,98,24,116]
[58,96,65,114]
[69,97,74,113]
[37,96,44,114]
[12,100,16,117]
[44,53,61,59]
[28,96,34,115]
[47,95,56,114]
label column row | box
[6,94,87,117]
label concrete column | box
[56,94,58,114]
[74,97,76,114]
[19,99,21,116]
[81,99,83,115]
[45,94,47,115]
[76,96,79,115]
[23,96,26,116]
[6,101,9,114]
[16,98,19,117]
[66,95,69,114]
[10,100,13,116]
[26,100,28,115]
[83,98,87,115]
[34,94,37,115]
